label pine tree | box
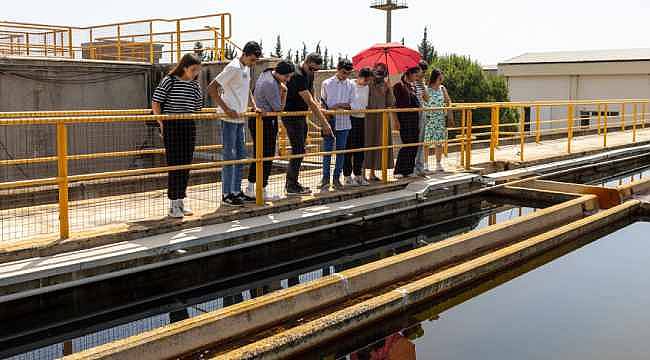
[273,35,283,58]
[315,41,321,55]
[329,55,334,68]
[294,50,299,64]
[418,27,437,63]
[285,48,293,61]
[323,47,329,69]
[301,42,307,62]
[401,37,405,46]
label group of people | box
[152,41,452,218]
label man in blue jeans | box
[208,41,262,206]
[320,59,355,192]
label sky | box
[5,0,650,65]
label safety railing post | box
[117,25,122,61]
[220,15,226,61]
[535,105,541,143]
[67,27,73,58]
[149,21,154,64]
[567,104,574,154]
[519,107,525,162]
[255,113,264,206]
[381,111,389,183]
[465,109,473,171]
[489,106,498,162]
[603,104,609,148]
[56,122,70,239]
[621,103,626,132]
[597,104,602,135]
[176,20,182,62]
[25,32,30,56]
[633,103,638,143]
[643,103,647,129]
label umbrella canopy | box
[352,43,422,75]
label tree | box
[323,47,329,69]
[418,27,436,63]
[430,54,513,126]
[224,42,238,60]
[273,35,283,58]
[285,48,293,62]
[400,37,405,46]
[315,41,322,55]
[294,50,300,64]
[301,42,308,62]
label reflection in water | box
[2,199,538,360]
[310,220,648,360]
[591,166,650,188]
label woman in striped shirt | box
[152,53,203,218]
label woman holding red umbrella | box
[392,66,423,178]
[363,63,395,181]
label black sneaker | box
[222,193,244,207]
[286,184,312,196]
[235,192,256,203]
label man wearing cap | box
[245,61,295,201]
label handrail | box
[1,99,649,242]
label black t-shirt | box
[285,65,313,112]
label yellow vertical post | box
[255,113,264,206]
[633,103,638,143]
[89,28,94,60]
[60,31,64,56]
[597,104,602,135]
[149,22,154,64]
[220,15,226,61]
[56,123,70,239]
[117,25,122,61]
[459,109,466,168]
[567,104,574,154]
[603,104,609,148]
[621,103,625,131]
[535,105,541,143]
[53,30,57,56]
[489,106,497,162]
[67,27,73,58]
[213,29,219,61]
[465,109,473,171]
[381,111,389,183]
[43,33,48,57]
[519,107,525,162]
[25,33,30,56]
[170,34,174,63]
[176,20,182,62]
[643,103,647,129]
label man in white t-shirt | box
[208,41,262,207]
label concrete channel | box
[52,148,650,360]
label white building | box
[499,49,650,131]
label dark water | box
[306,221,649,360]
[1,197,539,360]
[590,166,650,188]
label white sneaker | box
[263,189,281,201]
[245,183,256,198]
[345,176,359,187]
[180,199,194,216]
[356,176,370,186]
[436,162,445,172]
[168,200,184,218]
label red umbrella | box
[352,43,422,75]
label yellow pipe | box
[67,27,73,58]
[519,107,525,162]
[567,104,574,154]
[117,24,121,61]
[56,123,70,239]
[25,32,30,55]
[535,105,541,143]
[633,103,638,143]
[176,20,181,62]
[597,104,602,135]
[255,113,264,206]
[220,15,226,61]
[465,109,473,170]
[621,103,625,131]
[149,21,154,64]
[381,112,389,183]
[489,106,497,162]
[603,104,609,148]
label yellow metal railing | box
[0,13,235,63]
[1,99,649,242]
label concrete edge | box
[61,195,597,360]
[215,200,641,360]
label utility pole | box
[370,0,409,43]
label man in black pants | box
[283,53,333,195]
[246,61,295,201]
[344,67,373,187]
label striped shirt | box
[152,76,203,114]
[414,80,426,107]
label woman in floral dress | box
[424,69,452,172]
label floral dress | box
[424,86,447,145]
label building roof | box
[500,48,650,65]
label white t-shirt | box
[215,59,251,123]
[351,80,370,118]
